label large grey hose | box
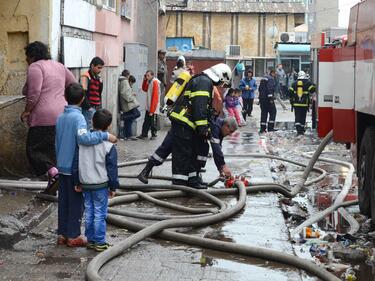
[0,129,352,281]
[87,181,340,281]
[86,181,247,281]
[291,147,357,236]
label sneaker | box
[95,243,111,252]
[86,241,96,250]
[129,136,138,141]
[67,236,87,247]
[136,135,147,140]
[57,235,67,245]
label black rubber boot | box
[188,176,208,189]
[137,161,155,184]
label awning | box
[277,44,311,55]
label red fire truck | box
[318,0,375,218]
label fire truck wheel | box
[358,127,375,217]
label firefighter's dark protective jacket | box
[289,79,315,108]
[169,74,213,135]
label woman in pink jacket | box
[21,41,76,194]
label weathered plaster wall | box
[181,12,204,47]
[0,97,31,177]
[166,11,177,38]
[165,11,302,58]
[95,8,122,67]
[238,14,259,57]
[210,14,232,52]
[0,0,50,96]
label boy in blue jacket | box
[55,83,117,247]
[239,70,257,120]
[76,109,119,252]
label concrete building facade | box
[164,0,305,76]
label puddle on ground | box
[196,250,303,281]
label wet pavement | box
[0,101,369,281]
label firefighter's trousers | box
[294,106,308,134]
[171,122,195,184]
[150,130,172,165]
[259,98,277,131]
[193,134,209,174]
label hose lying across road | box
[0,130,358,281]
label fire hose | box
[0,130,357,281]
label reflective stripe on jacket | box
[169,74,213,131]
[289,79,315,107]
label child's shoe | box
[67,236,87,247]
[95,243,111,252]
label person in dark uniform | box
[289,71,316,135]
[137,116,237,184]
[137,64,232,188]
[258,69,277,133]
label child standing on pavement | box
[56,83,115,247]
[76,109,119,252]
[225,88,241,126]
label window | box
[120,0,132,19]
[103,0,116,12]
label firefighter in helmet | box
[289,71,316,135]
[167,63,232,188]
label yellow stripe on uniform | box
[195,120,208,126]
[293,103,308,107]
[184,91,191,97]
[189,91,210,98]
[170,112,196,129]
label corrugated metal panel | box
[166,0,306,13]
[167,49,225,60]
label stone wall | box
[0,0,50,96]
[0,97,31,177]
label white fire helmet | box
[203,63,232,86]
[177,55,186,64]
[298,71,307,79]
